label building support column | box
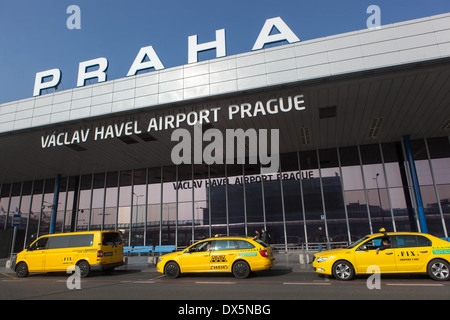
[403,135,428,233]
[49,174,61,234]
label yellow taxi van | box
[156,236,275,279]
[14,231,124,278]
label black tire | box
[332,260,354,281]
[232,260,251,279]
[164,261,180,278]
[427,259,450,281]
[16,262,29,278]
[77,260,90,278]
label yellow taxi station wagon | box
[313,230,450,281]
[14,231,124,278]
[156,236,275,279]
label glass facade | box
[1,137,449,250]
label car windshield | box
[346,236,370,249]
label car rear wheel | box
[165,261,180,278]
[232,260,250,279]
[16,262,29,278]
[332,260,354,281]
[427,259,450,281]
[77,260,90,278]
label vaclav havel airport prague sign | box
[32,17,300,97]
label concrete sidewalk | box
[0,251,316,275]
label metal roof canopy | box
[1,57,449,184]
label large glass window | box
[227,164,245,237]
[132,169,147,246]
[162,166,176,245]
[193,164,209,241]
[177,164,194,247]
[411,139,444,236]
[280,152,304,246]
[147,167,162,246]
[244,162,265,239]
[319,148,347,242]
[299,150,323,243]
[339,146,370,239]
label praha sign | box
[33,17,300,97]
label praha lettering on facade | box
[33,17,300,97]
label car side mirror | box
[358,245,368,251]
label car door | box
[181,240,212,272]
[393,235,433,272]
[209,240,238,272]
[354,236,396,273]
[25,237,49,272]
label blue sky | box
[0,0,449,104]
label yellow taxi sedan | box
[156,236,275,279]
[313,229,450,281]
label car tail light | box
[97,250,104,257]
[259,250,269,258]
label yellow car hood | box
[315,247,352,258]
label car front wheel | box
[165,261,180,278]
[332,260,354,281]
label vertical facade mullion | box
[4,183,13,229]
[379,143,396,232]
[242,164,248,237]
[425,138,448,237]
[88,173,94,231]
[207,165,211,238]
[24,180,34,249]
[144,167,148,245]
[37,180,46,237]
[129,169,134,246]
[297,151,308,248]
[358,145,373,234]
[159,166,163,246]
[115,171,120,232]
[336,147,351,242]
[278,162,288,251]
[175,165,178,248]
[62,177,70,233]
[225,164,230,236]
[400,140,420,231]
[101,172,107,231]
[317,149,329,242]
[260,164,267,231]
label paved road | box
[1,265,449,302]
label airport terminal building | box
[0,13,449,254]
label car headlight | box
[158,258,163,263]
[316,257,328,262]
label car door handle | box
[385,252,393,255]
[420,251,428,253]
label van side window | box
[47,234,94,249]
[30,237,48,250]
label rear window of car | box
[236,240,256,249]
[102,232,122,245]
[254,239,269,248]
